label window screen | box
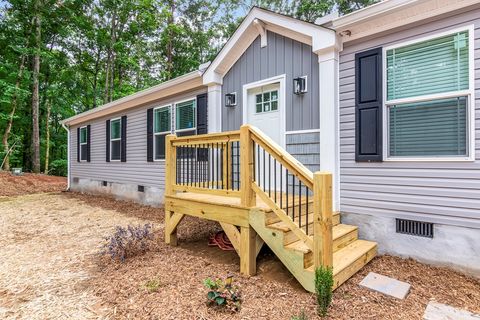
[176,100,196,130]
[110,119,121,161]
[386,31,469,100]
[80,127,88,161]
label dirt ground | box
[0,182,479,319]
[0,171,66,196]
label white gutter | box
[61,122,70,191]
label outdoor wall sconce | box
[293,76,307,95]
[225,92,237,107]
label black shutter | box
[77,127,80,162]
[355,47,383,162]
[147,108,153,162]
[86,125,91,162]
[196,93,208,161]
[106,120,110,162]
[121,115,127,162]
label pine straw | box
[0,193,155,319]
[0,171,66,196]
[1,191,479,319]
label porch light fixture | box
[293,76,307,95]
[225,92,237,107]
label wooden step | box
[306,239,377,289]
[283,224,358,256]
[265,211,340,226]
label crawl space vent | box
[138,185,145,192]
[396,218,433,238]
[102,181,108,187]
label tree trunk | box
[166,0,175,80]
[31,0,42,173]
[2,55,26,171]
[104,10,117,104]
[44,98,51,174]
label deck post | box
[240,125,255,207]
[313,172,333,269]
[165,134,178,245]
[240,225,257,275]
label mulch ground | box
[0,171,66,196]
[79,193,480,320]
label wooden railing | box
[165,125,333,268]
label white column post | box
[207,84,222,133]
[317,44,340,212]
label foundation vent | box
[102,181,108,187]
[396,219,433,238]
[73,177,79,184]
[138,185,145,192]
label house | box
[61,0,480,291]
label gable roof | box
[203,7,337,85]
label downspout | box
[61,122,71,191]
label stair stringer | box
[249,209,315,293]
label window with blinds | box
[176,100,196,131]
[385,30,471,158]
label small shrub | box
[49,159,68,176]
[291,310,309,320]
[315,266,334,317]
[143,278,162,293]
[203,276,241,312]
[101,224,154,262]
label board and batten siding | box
[339,9,480,228]
[222,30,320,132]
[70,88,207,189]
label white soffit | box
[332,0,480,42]
[62,70,203,126]
[203,7,337,85]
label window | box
[110,118,121,161]
[151,98,197,160]
[79,126,88,161]
[255,90,278,113]
[176,99,196,131]
[385,28,473,160]
[154,106,171,160]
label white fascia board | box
[203,7,336,85]
[332,0,480,43]
[62,70,203,126]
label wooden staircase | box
[164,125,377,293]
[251,209,376,291]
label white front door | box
[245,82,283,193]
[246,82,282,146]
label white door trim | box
[242,74,287,149]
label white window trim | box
[153,104,172,162]
[174,97,197,133]
[254,89,279,114]
[110,117,122,162]
[79,126,88,162]
[382,24,476,162]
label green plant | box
[315,266,334,317]
[48,159,68,176]
[203,276,241,312]
[291,310,309,320]
[144,278,162,293]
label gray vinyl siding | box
[70,87,206,188]
[286,132,320,173]
[222,30,319,131]
[339,9,480,228]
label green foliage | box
[315,266,334,317]
[143,278,163,293]
[291,310,309,320]
[48,159,67,176]
[203,276,241,312]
